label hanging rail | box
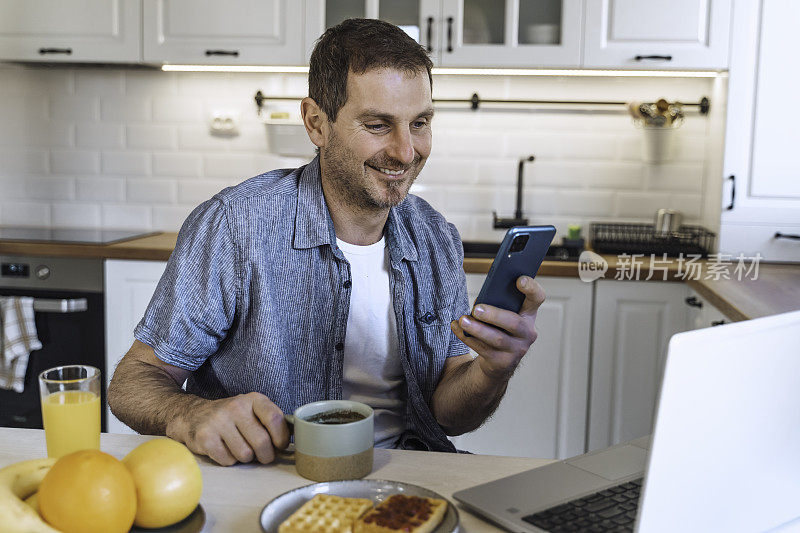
[254,91,710,115]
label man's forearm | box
[107,357,206,437]
[431,357,510,436]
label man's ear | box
[301,97,329,149]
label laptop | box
[453,310,800,533]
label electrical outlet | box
[209,110,240,136]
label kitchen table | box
[0,428,553,532]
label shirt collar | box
[293,155,418,263]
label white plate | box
[259,479,459,532]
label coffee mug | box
[284,400,374,482]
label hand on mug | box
[168,392,290,466]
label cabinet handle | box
[426,17,433,52]
[775,232,800,241]
[205,49,239,57]
[725,175,735,211]
[685,296,703,308]
[446,17,454,52]
[711,320,726,326]
[634,55,672,61]
[38,48,72,55]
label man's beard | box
[322,130,422,212]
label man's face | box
[320,68,433,211]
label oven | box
[0,255,106,431]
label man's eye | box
[412,121,428,129]
[366,124,388,131]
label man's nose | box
[386,128,415,166]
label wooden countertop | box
[3,233,799,322]
[0,428,552,533]
[0,232,177,261]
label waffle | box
[278,494,374,533]
[353,494,447,533]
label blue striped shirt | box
[135,156,470,452]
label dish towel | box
[0,297,43,392]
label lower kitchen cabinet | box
[587,280,689,452]
[685,289,731,330]
[104,259,167,434]
[450,275,592,459]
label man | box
[108,18,545,465]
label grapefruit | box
[123,438,203,528]
[38,449,136,533]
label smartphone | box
[474,225,556,313]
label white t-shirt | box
[337,237,405,448]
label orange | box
[123,438,203,528]
[38,449,136,533]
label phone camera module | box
[509,234,529,253]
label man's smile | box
[366,163,409,179]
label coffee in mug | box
[285,400,374,482]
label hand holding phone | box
[453,226,553,379]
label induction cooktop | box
[0,227,158,245]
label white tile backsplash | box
[0,64,720,237]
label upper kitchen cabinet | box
[438,0,582,67]
[304,0,439,62]
[583,0,732,70]
[719,0,800,261]
[0,0,141,63]
[143,0,304,65]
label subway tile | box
[560,134,618,159]
[556,190,615,217]
[15,122,74,149]
[417,158,479,185]
[126,179,177,204]
[177,180,229,205]
[153,97,204,122]
[126,71,178,96]
[524,188,559,216]
[437,132,506,157]
[76,123,125,149]
[505,133,567,160]
[0,150,48,174]
[0,67,74,96]
[126,125,177,150]
[0,201,50,226]
[102,152,150,175]
[476,160,519,186]
[75,71,125,96]
[152,153,202,177]
[0,96,48,124]
[0,177,27,199]
[101,204,151,230]
[226,125,270,152]
[25,177,74,201]
[646,163,704,192]
[100,97,151,122]
[177,124,234,150]
[50,151,100,174]
[527,160,644,189]
[76,177,124,202]
[203,154,258,179]
[668,193,703,220]
[177,73,232,97]
[152,205,195,231]
[52,203,101,227]
[674,135,707,162]
[614,191,672,219]
[50,97,99,122]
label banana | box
[0,457,61,533]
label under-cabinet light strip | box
[161,65,724,78]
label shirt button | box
[335,342,344,351]
[343,280,352,289]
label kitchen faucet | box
[493,155,533,229]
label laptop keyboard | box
[521,478,643,532]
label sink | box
[462,241,581,262]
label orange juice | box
[41,390,101,457]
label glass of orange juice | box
[38,365,101,458]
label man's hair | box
[309,18,434,123]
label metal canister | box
[654,209,683,235]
